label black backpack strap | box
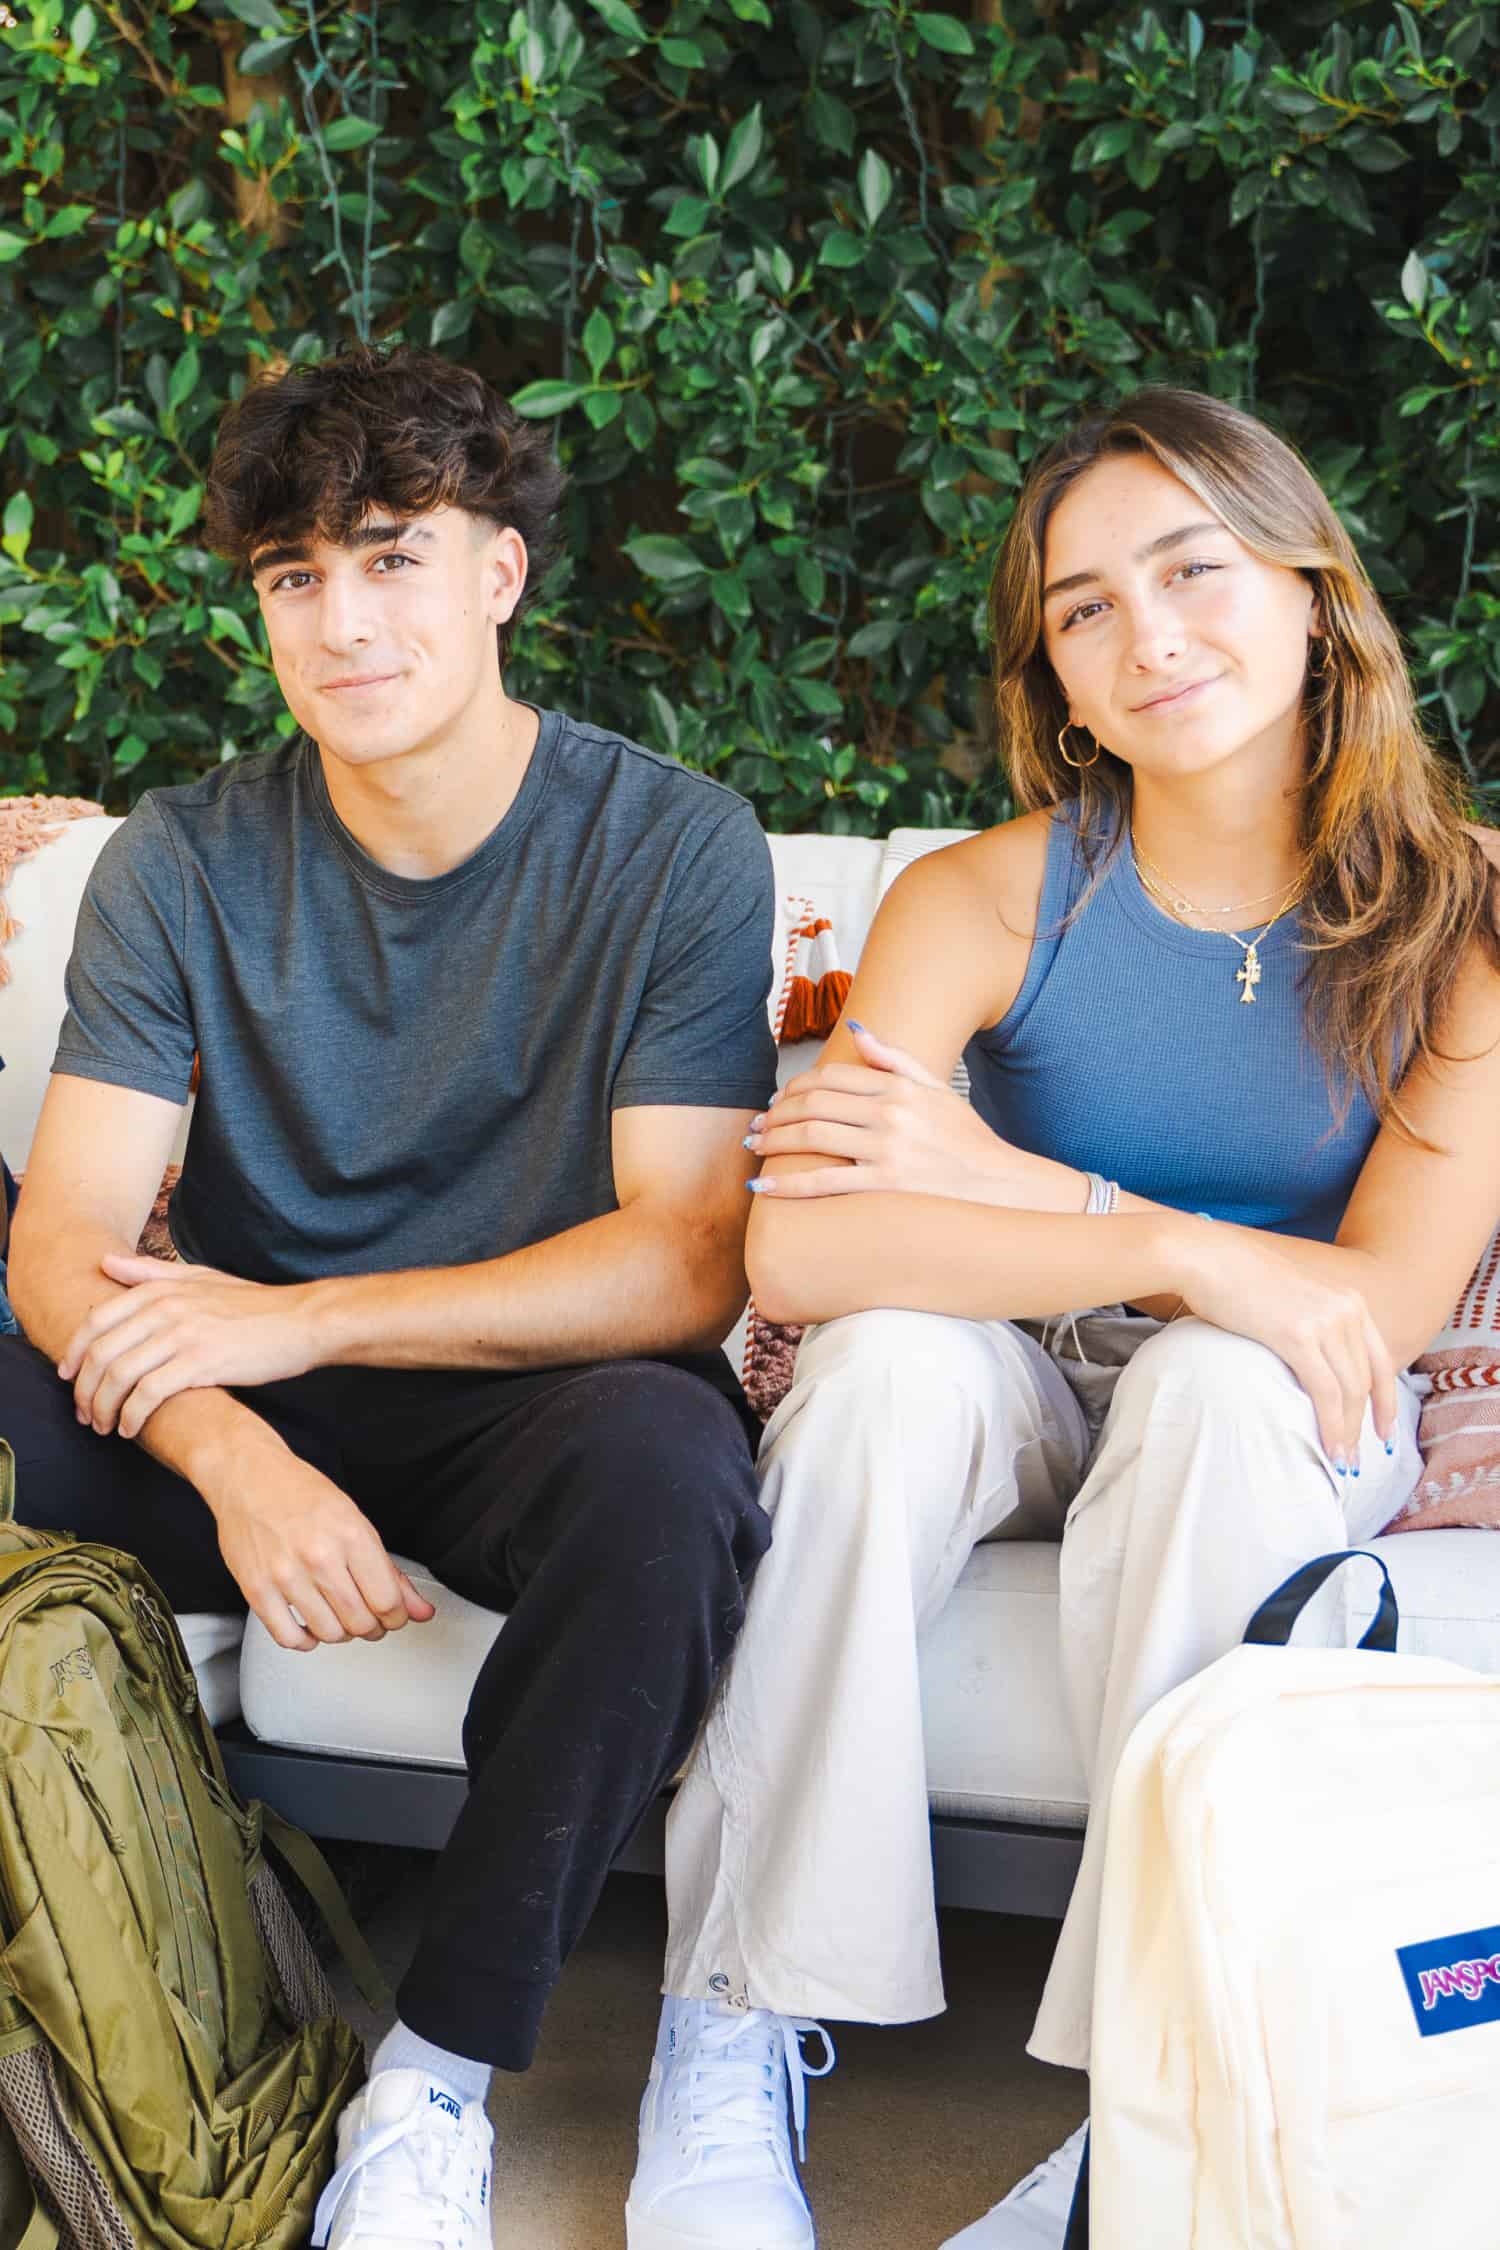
[1063,2124,1090,2249]
[1241,1549,1399,1654]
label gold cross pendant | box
[1236,946,1261,1004]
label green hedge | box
[1,0,1496,832]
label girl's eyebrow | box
[1042,518,1226,604]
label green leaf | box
[321,116,383,151]
[645,684,681,751]
[794,553,825,611]
[660,36,705,68]
[2,492,34,566]
[913,13,974,55]
[1081,121,1132,168]
[624,535,704,583]
[623,393,657,452]
[223,0,285,30]
[167,348,201,414]
[582,389,623,429]
[69,5,97,54]
[0,233,31,266]
[585,0,645,41]
[788,676,843,717]
[857,147,893,230]
[663,195,713,238]
[818,229,864,268]
[44,204,93,239]
[1185,10,1204,65]
[726,0,772,22]
[168,179,209,229]
[1344,132,1407,175]
[510,380,589,416]
[582,306,614,378]
[807,89,854,156]
[166,483,204,537]
[1400,250,1428,314]
[238,32,300,72]
[695,132,721,195]
[114,734,150,770]
[430,298,472,345]
[209,605,255,652]
[720,103,764,194]
[847,617,902,658]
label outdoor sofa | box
[6,810,1500,1923]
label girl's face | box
[1039,451,1319,789]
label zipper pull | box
[131,1585,198,1716]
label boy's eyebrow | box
[1041,519,1225,604]
[250,521,438,576]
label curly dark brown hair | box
[205,343,567,668]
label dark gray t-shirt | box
[55,710,777,1284]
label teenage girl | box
[628,389,1500,2250]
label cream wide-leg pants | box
[663,1306,1423,2070]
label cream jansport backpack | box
[1085,1550,1500,2250]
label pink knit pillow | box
[1384,1229,1500,1532]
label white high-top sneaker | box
[940,2122,1089,2247]
[626,1996,836,2249]
[311,2068,494,2249]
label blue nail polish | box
[1385,1440,1395,1456]
[742,1134,757,1150]
[746,1178,769,1194]
[1351,1467,1361,1478]
[1334,1459,1347,1476]
[847,1018,867,1034]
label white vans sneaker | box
[311,2068,493,2249]
[941,2122,1088,2247]
[625,1996,836,2249]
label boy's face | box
[249,506,525,770]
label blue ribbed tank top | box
[964,806,1378,1241]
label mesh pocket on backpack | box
[0,2043,132,2250]
[249,1862,340,2028]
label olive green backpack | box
[0,1440,389,2250]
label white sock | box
[370,2018,492,2106]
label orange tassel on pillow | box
[776,909,851,1045]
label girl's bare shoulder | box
[902,807,1054,938]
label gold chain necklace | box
[1133,850,1303,1007]
[1131,841,1292,919]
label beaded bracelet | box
[1083,1171,1120,1216]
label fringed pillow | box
[739,894,850,1422]
[1384,1227,1500,1532]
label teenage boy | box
[3,343,777,2247]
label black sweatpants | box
[0,1334,769,2070]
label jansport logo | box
[1397,1923,1500,2039]
[1419,1955,1500,2010]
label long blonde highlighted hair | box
[990,387,1498,1125]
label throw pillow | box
[1384,1227,1500,1531]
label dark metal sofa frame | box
[218,1728,1082,1919]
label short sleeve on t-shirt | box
[52,798,196,1106]
[610,801,776,1113]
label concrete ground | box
[330,1855,1086,2250]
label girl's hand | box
[1175,1222,1399,1470]
[746,1021,1082,1210]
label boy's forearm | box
[306,1201,748,1370]
[9,1211,288,1495]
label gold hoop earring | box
[1058,723,1100,770]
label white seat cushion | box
[176,1612,246,1729]
[236,1530,1500,1826]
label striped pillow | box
[1387,1229,1500,1530]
